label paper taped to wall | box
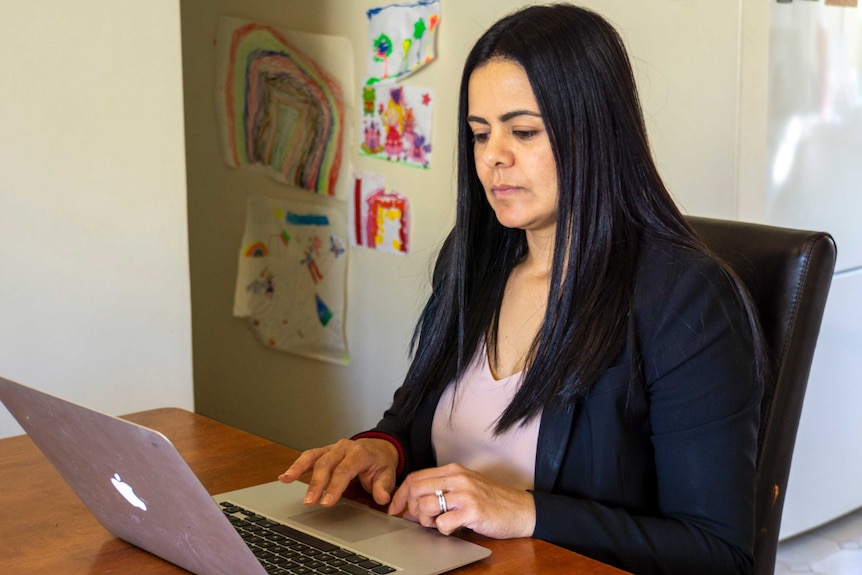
[215,17,354,198]
[234,194,349,365]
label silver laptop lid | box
[0,376,267,575]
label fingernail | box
[321,494,333,506]
[304,493,314,504]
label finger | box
[303,444,355,505]
[388,482,409,516]
[435,509,464,536]
[317,440,373,506]
[278,447,329,483]
[387,469,451,517]
[317,464,356,506]
[399,489,449,530]
[367,469,396,505]
[432,492,465,536]
[418,512,438,528]
[400,490,441,528]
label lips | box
[491,184,522,197]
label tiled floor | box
[775,507,862,574]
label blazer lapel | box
[534,401,576,492]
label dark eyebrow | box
[467,110,543,125]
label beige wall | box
[0,0,193,438]
[180,0,770,451]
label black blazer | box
[364,239,762,575]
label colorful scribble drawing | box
[234,194,349,364]
[360,85,432,168]
[365,0,440,84]
[350,172,410,255]
[215,17,351,197]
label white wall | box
[0,0,193,438]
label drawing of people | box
[300,237,324,284]
[383,87,405,161]
[402,108,416,152]
[329,234,346,258]
[399,107,430,168]
[408,134,431,168]
[245,267,275,314]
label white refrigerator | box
[766,0,862,538]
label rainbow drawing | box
[244,241,269,257]
[217,18,346,196]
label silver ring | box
[435,489,448,513]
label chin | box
[493,217,526,230]
[493,212,541,231]
[490,208,522,228]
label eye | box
[472,132,490,144]
[513,130,539,140]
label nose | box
[481,134,513,168]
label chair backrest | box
[686,216,836,575]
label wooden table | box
[0,407,629,574]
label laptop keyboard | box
[220,501,397,575]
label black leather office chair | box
[687,216,836,575]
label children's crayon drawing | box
[351,172,410,255]
[215,17,353,198]
[365,0,440,85]
[359,84,433,169]
[234,194,349,364]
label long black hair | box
[394,4,765,432]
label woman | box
[280,5,765,574]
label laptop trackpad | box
[291,504,405,543]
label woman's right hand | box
[278,438,399,507]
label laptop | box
[0,376,490,575]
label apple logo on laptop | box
[111,473,147,511]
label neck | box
[522,230,556,278]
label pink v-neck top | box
[431,347,541,491]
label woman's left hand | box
[387,463,536,539]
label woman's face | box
[467,59,558,238]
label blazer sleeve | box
[532,245,763,575]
